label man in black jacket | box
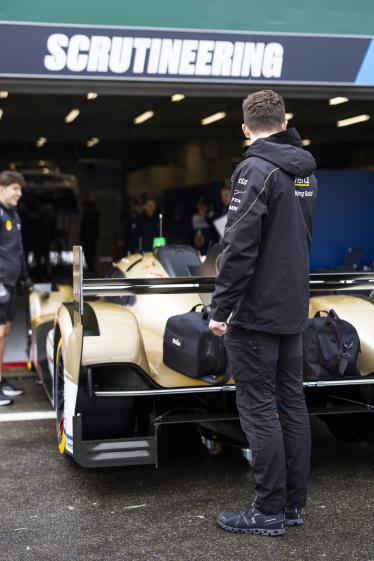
[209,90,318,536]
[0,171,31,405]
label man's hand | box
[209,318,227,337]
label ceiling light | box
[329,96,349,105]
[134,110,154,125]
[86,137,100,148]
[302,139,311,146]
[0,91,8,99]
[0,108,3,120]
[87,92,98,100]
[337,114,370,127]
[36,137,47,147]
[64,108,80,123]
[201,111,226,126]
[285,112,294,120]
[171,94,185,102]
[243,139,252,147]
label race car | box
[29,245,374,467]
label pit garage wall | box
[1,1,374,35]
[310,170,374,270]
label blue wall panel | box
[310,170,374,270]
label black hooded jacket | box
[211,128,318,334]
[0,203,28,287]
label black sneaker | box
[217,504,286,536]
[284,507,304,526]
[0,379,24,397]
[0,391,13,406]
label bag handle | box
[314,309,340,320]
[190,304,204,312]
[190,303,210,320]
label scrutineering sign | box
[0,22,373,85]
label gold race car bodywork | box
[30,246,374,467]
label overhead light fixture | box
[64,108,80,123]
[87,92,98,100]
[243,139,252,147]
[0,91,8,99]
[337,114,370,128]
[329,96,349,106]
[36,137,47,147]
[285,112,294,120]
[0,108,3,120]
[201,111,226,126]
[86,137,100,148]
[134,110,154,125]
[302,139,312,146]
[171,94,185,102]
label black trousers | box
[224,326,311,514]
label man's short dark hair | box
[242,90,286,133]
[0,170,26,188]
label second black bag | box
[163,305,227,379]
[303,309,361,381]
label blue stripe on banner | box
[355,39,374,85]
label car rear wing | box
[73,245,374,326]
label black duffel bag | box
[163,305,227,381]
[303,309,361,381]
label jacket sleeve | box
[210,165,273,322]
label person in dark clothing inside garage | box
[217,183,232,217]
[0,171,32,405]
[209,90,318,536]
[134,197,159,252]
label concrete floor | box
[1,377,374,561]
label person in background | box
[191,197,214,255]
[80,199,100,273]
[218,183,232,217]
[134,197,159,252]
[0,171,32,406]
[209,90,318,536]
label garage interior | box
[0,85,374,268]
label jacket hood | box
[244,128,316,177]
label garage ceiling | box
[0,91,374,168]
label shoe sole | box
[285,519,304,526]
[218,519,286,536]
[0,399,13,406]
[1,390,24,397]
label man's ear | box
[281,119,287,131]
[242,123,251,138]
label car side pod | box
[72,415,158,468]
